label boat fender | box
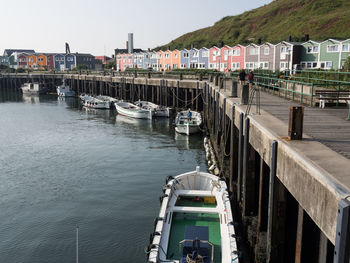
[219,177,226,182]
[165,176,174,184]
[159,194,168,204]
[208,164,215,171]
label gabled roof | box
[232,44,245,48]
[320,38,342,44]
[261,42,275,47]
[301,40,320,46]
[209,46,220,50]
[246,43,260,48]
[278,41,302,46]
[190,48,199,51]
[181,49,190,52]
[200,47,209,51]
[221,45,232,49]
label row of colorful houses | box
[0,49,95,70]
[116,38,350,72]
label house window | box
[202,51,208,57]
[326,61,332,69]
[307,46,319,53]
[249,48,258,55]
[327,45,339,52]
[312,62,317,68]
[174,54,178,58]
[301,62,306,68]
[342,44,350,52]
[264,47,269,55]
[183,53,189,58]
[233,49,241,56]
[193,51,199,57]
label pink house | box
[209,46,221,71]
[117,53,133,71]
[231,45,245,71]
[219,45,233,72]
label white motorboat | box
[21,83,47,95]
[114,101,153,119]
[95,95,119,103]
[146,166,238,263]
[79,93,92,102]
[135,100,170,117]
[175,110,202,135]
[82,97,111,109]
[57,80,75,97]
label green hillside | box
[155,0,350,50]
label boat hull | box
[147,167,238,263]
[115,103,152,119]
[175,124,200,135]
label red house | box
[46,54,55,70]
[18,53,28,68]
[209,46,221,71]
[220,45,233,72]
[231,45,245,71]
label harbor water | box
[0,90,206,262]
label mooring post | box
[242,117,250,215]
[288,106,304,140]
[237,113,244,202]
[334,198,350,263]
[266,140,278,263]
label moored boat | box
[82,97,111,109]
[135,100,170,117]
[175,110,202,135]
[114,101,153,119]
[146,167,238,263]
[57,80,75,97]
[21,83,47,95]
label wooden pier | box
[1,73,350,263]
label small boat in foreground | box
[146,167,238,263]
[135,100,170,117]
[57,80,75,97]
[175,110,202,135]
[114,101,153,119]
[21,83,47,95]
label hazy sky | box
[1,0,272,56]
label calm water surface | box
[0,89,206,262]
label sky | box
[0,0,273,56]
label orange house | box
[171,50,180,70]
[27,54,37,69]
[163,50,172,71]
[36,54,47,69]
[157,50,165,71]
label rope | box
[170,88,202,108]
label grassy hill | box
[155,0,350,50]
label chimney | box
[305,34,309,41]
[258,38,262,44]
[126,41,129,50]
[128,33,134,53]
[288,35,292,42]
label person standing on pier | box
[248,70,254,89]
[239,69,246,85]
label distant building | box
[231,45,245,71]
[259,42,275,71]
[3,49,35,57]
[95,56,111,64]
